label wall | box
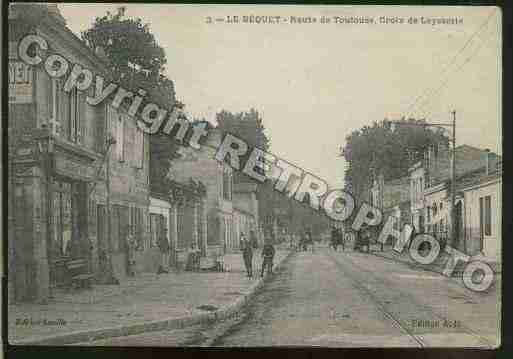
[409,164,425,232]
[463,179,501,261]
[170,130,234,252]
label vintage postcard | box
[6,3,501,348]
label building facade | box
[460,167,502,262]
[233,183,260,247]
[149,181,207,270]
[408,162,426,234]
[8,4,150,302]
[370,174,411,245]
[169,128,236,256]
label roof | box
[456,165,502,191]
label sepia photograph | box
[6,3,502,348]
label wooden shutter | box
[77,91,85,145]
[479,197,484,239]
[485,196,491,236]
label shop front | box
[47,142,100,291]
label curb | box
[13,250,294,346]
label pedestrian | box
[126,226,137,276]
[157,228,170,274]
[261,239,276,277]
[361,228,371,253]
[240,231,253,278]
[337,228,345,252]
[250,230,259,250]
[306,229,314,252]
[330,226,338,251]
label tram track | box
[327,251,495,348]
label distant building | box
[459,156,502,262]
[149,180,207,270]
[424,151,501,260]
[370,174,410,245]
[408,162,426,233]
[170,128,236,255]
[412,142,500,256]
[233,183,260,246]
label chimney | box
[45,4,66,25]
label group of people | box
[239,230,276,279]
[124,225,171,277]
[330,226,345,251]
[298,229,314,252]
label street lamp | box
[385,111,457,248]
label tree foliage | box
[341,118,448,201]
[215,109,328,237]
[82,7,178,193]
[82,7,165,82]
[216,109,269,150]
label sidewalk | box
[8,249,291,345]
[369,244,501,276]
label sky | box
[58,4,502,188]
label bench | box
[65,258,94,289]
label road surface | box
[82,246,500,347]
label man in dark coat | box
[330,226,338,251]
[157,228,170,274]
[261,239,276,277]
[337,228,345,252]
[240,232,253,278]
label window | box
[479,197,484,239]
[223,171,232,200]
[133,128,144,168]
[149,214,160,248]
[67,87,83,144]
[116,116,124,161]
[479,196,493,237]
[484,195,492,236]
[48,78,61,135]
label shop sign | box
[54,154,96,182]
[9,60,33,104]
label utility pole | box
[104,136,117,284]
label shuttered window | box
[484,195,492,236]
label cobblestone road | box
[84,247,500,347]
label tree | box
[215,109,328,237]
[82,7,166,83]
[82,7,179,193]
[216,109,269,150]
[340,117,448,227]
[215,109,275,229]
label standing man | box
[337,227,345,252]
[250,230,259,250]
[306,228,314,252]
[240,232,253,278]
[330,226,338,251]
[261,239,276,277]
[126,226,137,277]
[157,228,170,274]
